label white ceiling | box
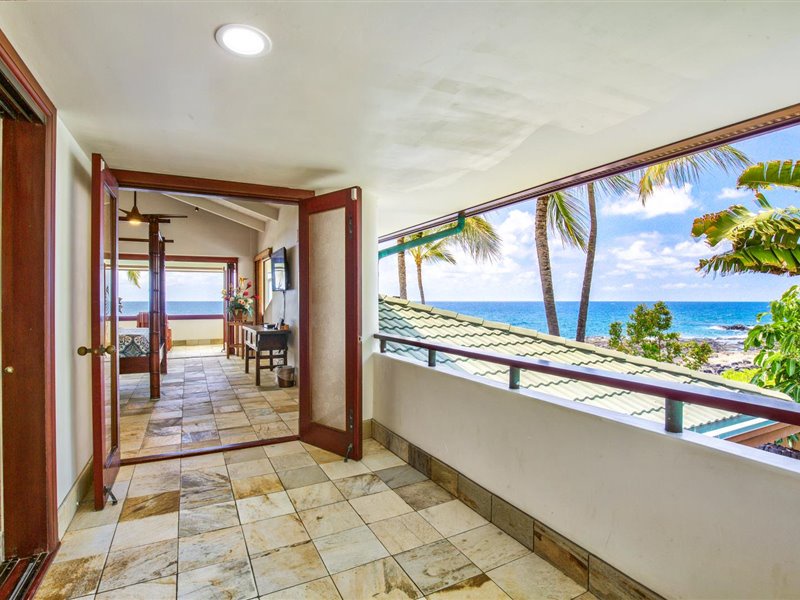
[2,2,799,236]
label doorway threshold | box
[120,435,300,466]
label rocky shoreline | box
[586,336,757,376]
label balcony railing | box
[375,333,800,433]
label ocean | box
[123,299,770,339]
[427,301,770,339]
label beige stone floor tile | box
[312,525,389,575]
[394,539,482,596]
[224,446,269,464]
[98,539,177,593]
[250,540,328,596]
[361,449,406,471]
[127,472,181,498]
[177,558,257,600]
[119,490,181,522]
[55,523,116,563]
[181,453,226,471]
[319,459,370,480]
[112,511,179,551]
[179,500,240,537]
[449,524,530,572]
[349,489,414,524]
[287,481,345,511]
[68,500,124,532]
[96,575,177,599]
[178,524,248,572]
[419,500,488,538]
[277,464,328,490]
[369,512,442,555]
[236,491,294,524]
[362,439,386,455]
[486,554,587,600]
[242,513,309,557]
[427,573,512,600]
[260,576,342,600]
[254,421,294,440]
[302,443,343,464]
[395,480,454,511]
[231,473,283,499]
[333,473,390,500]
[574,593,599,600]
[299,500,364,539]
[332,556,421,600]
[35,554,106,600]
[226,458,275,480]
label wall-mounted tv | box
[271,247,291,291]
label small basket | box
[277,366,295,388]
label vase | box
[231,309,245,322]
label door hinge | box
[348,215,353,238]
[350,188,357,201]
[348,408,354,431]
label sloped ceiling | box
[1,2,799,236]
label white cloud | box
[606,232,708,279]
[717,187,750,200]
[601,183,696,219]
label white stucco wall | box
[373,354,800,600]
[54,119,93,507]
[118,191,257,281]
[361,191,378,421]
[256,205,300,367]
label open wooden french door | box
[90,154,121,509]
[299,187,362,460]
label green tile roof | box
[378,296,789,434]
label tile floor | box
[120,350,298,459]
[36,438,597,599]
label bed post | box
[148,219,161,399]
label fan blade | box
[144,214,188,218]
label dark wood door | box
[91,154,121,509]
[299,187,362,460]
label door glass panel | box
[103,188,118,456]
[309,207,346,430]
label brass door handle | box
[77,345,116,356]
[3,366,14,374]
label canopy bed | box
[118,192,185,398]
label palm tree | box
[534,192,588,336]
[637,145,751,202]
[127,269,142,288]
[692,160,800,276]
[408,216,502,304]
[575,176,634,342]
[397,237,408,299]
[408,236,456,304]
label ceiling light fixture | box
[215,24,271,57]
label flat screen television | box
[271,247,290,291]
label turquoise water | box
[428,301,770,339]
[123,299,770,339]
[121,301,222,316]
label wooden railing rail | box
[375,333,800,433]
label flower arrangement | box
[222,277,257,320]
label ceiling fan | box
[119,192,189,225]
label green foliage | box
[692,160,800,276]
[608,301,713,371]
[126,269,142,288]
[545,191,589,250]
[721,368,759,383]
[745,285,800,402]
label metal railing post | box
[428,349,437,367]
[379,339,386,353]
[665,398,684,433]
[509,367,520,390]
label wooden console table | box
[242,326,290,386]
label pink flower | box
[243,291,249,297]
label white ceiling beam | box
[164,194,265,232]
[211,197,281,222]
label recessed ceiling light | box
[215,24,271,57]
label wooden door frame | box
[0,29,59,556]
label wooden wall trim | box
[112,168,314,203]
[380,103,800,242]
[0,28,59,555]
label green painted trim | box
[378,213,465,260]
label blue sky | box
[119,271,223,303]
[379,125,800,302]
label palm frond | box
[638,145,751,202]
[593,174,635,197]
[737,160,800,192]
[408,233,458,266]
[546,191,588,250]
[443,216,502,263]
